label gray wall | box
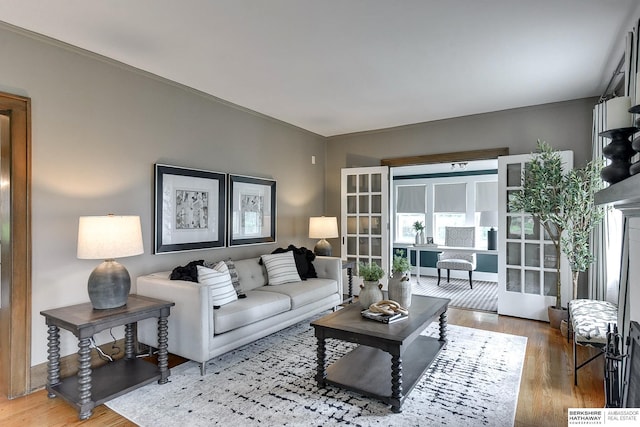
[0,23,599,366]
[0,25,327,366]
[325,98,596,257]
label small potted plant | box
[389,250,412,308]
[358,262,385,309]
[413,221,425,245]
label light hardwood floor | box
[0,308,605,427]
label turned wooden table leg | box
[46,324,61,398]
[157,316,170,384]
[124,323,135,360]
[390,351,403,413]
[315,333,326,387]
[77,338,93,420]
[439,310,448,345]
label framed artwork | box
[228,174,276,246]
[155,164,226,253]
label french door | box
[341,167,389,291]
[497,152,573,321]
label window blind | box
[396,185,426,213]
[434,183,467,212]
[475,181,498,212]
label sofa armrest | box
[312,256,343,297]
[136,274,212,363]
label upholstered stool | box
[568,299,618,385]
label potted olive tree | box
[510,141,605,328]
[561,160,606,301]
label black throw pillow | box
[170,260,204,282]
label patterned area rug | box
[108,316,525,426]
[412,276,498,313]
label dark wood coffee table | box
[311,294,449,413]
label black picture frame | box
[155,164,226,253]
[228,174,276,246]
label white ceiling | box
[1,1,638,136]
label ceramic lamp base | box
[487,228,497,250]
[88,259,131,310]
[314,239,333,256]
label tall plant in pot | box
[510,141,606,328]
[389,250,412,308]
[561,160,606,301]
[509,141,570,327]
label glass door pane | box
[341,167,389,291]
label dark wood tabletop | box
[311,294,449,345]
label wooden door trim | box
[0,91,32,398]
[381,147,509,167]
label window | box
[474,212,491,249]
[433,182,468,244]
[396,213,426,243]
[395,185,426,243]
[434,213,466,244]
[392,166,497,247]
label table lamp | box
[309,216,339,256]
[77,215,144,309]
[479,211,498,251]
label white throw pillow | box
[197,264,237,307]
[261,252,301,285]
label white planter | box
[359,280,384,309]
[388,274,412,308]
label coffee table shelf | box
[311,294,449,413]
[325,336,445,405]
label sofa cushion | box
[223,259,246,298]
[268,245,318,279]
[261,252,301,285]
[213,290,291,334]
[197,264,237,308]
[233,258,268,291]
[257,278,338,309]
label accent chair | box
[436,226,476,289]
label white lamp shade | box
[309,216,339,239]
[479,211,498,228]
[78,215,144,259]
[606,96,633,130]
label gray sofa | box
[136,255,343,374]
